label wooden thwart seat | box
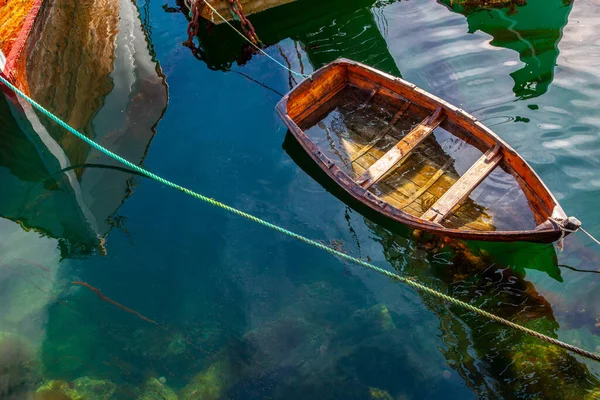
[356,107,445,189]
[421,145,503,224]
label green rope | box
[2,74,600,363]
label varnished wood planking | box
[287,65,347,122]
[325,99,494,229]
[398,158,453,210]
[422,146,502,223]
[348,61,560,224]
[342,136,494,230]
[356,108,445,189]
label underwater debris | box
[72,281,159,325]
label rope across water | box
[2,74,600,363]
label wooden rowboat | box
[276,59,580,243]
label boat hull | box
[276,59,575,243]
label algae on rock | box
[139,377,178,400]
[369,387,393,400]
[181,358,238,400]
[35,377,116,400]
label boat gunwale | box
[276,58,566,243]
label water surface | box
[2,0,600,398]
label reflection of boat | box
[369,223,600,398]
[277,59,580,243]
[0,0,44,88]
[0,0,168,255]
[440,0,573,99]
[284,128,598,396]
[181,0,399,76]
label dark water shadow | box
[177,0,400,76]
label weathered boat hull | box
[196,0,297,24]
[276,59,579,243]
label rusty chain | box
[225,0,260,44]
[184,0,260,50]
[183,0,206,49]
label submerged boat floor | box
[300,86,537,232]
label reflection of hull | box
[0,0,168,254]
[369,223,599,398]
[0,0,44,88]
[185,0,399,75]
[284,122,599,397]
[439,0,573,99]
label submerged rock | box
[507,319,598,399]
[35,381,75,400]
[180,358,237,400]
[369,387,393,400]
[352,304,396,334]
[139,377,178,400]
[35,377,116,400]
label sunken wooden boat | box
[276,59,580,243]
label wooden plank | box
[289,70,347,123]
[342,128,497,230]
[421,145,503,224]
[361,87,378,107]
[397,158,453,209]
[351,101,411,162]
[355,107,445,189]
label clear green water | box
[2,0,600,398]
